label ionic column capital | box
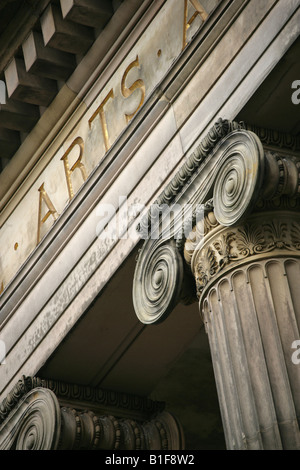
[0,376,184,450]
[0,381,61,450]
[133,119,300,325]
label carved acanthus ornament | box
[0,376,184,450]
[189,213,300,299]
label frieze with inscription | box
[0,0,220,293]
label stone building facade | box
[0,0,299,450]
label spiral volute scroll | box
[213,131,265,227]
[0,387,61,450]
[133,239,184,324]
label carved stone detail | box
[132,118,300,450]
[190,213,300,298]
[245,123,300,153]
[58,408,183,450]
[183,147,300,299]
[0,377,184,450]
[133,239,185,324]
[0,387,61,450]
[262,152,300,200]
[176,129,300,450]
[0,375,41,423]
[212,136,265,226]
[137,118,245,236]
[0,376,164,424]
[133,121,267,324]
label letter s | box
[291,80,300,105]
[121,55,145,123]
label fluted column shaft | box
[191,210,300,449]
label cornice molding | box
[245,123,300,154]
[0,376,164,425]
[133,120,264,323]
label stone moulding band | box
[244,123,300,153]
[0,375,164,425]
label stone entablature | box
[0,0,220,295]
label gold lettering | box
[88,89,114,152]
[121,55,146,123]
[182,0,208,50]
[61,137,87,201]
[0,282,3,295]
[37,183,59,245]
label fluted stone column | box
[187,207,300,449]
[183,145,300,449]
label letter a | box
[61,137,87,201]
[182,0,208,50]
[37,183,59,244]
